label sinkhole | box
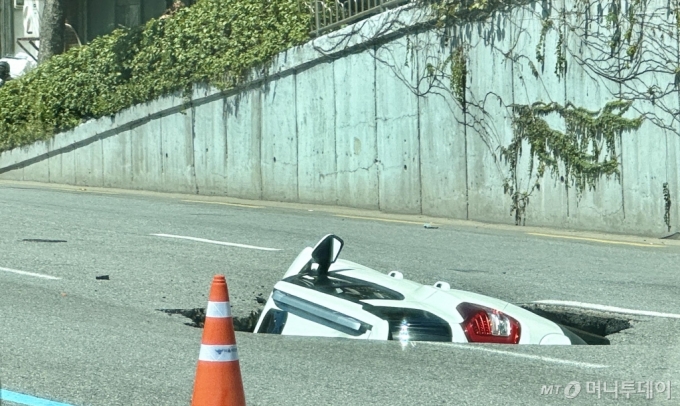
[158,308,263,332]
[159,303,632,346]
[520,303,632,345]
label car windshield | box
[283,271,404,302]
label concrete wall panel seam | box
[416,49,423,216]
[259,87,265,201]
[461,40,469,221]
[295,71,300,202]
[332,58,339,206]
[160,117,164,175]
[224,97,229,192]
[373,44,380,211]
[190,104,199,195]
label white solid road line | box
[0,266,61,280]
[533,300,680,319]
[419,342,608,369]
[151,233,282,251]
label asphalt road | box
[1,180,680,405]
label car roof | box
[329,259,424,292]
[327,258,514,314]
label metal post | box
[314,0,320,36]
[334,0,338,24]
[80,0,87,43]
[1,0,15,56]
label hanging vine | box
[417,0,659,227]
[450,45,467,108]
[664,182,672,232]
[554,31,567,78]
[501,101,643,224]
[536,19,553,68]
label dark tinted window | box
[283,272,404,302]
[363,306,452,342]
[257,309,288,334]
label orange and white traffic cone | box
[191,275,246,406]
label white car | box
[0,53,36,79]
[254,235,587,345]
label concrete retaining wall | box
[1,1,679,237]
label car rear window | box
[362,306,453,342]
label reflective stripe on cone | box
[198,344,239,362]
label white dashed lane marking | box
[151,233,282,251]
[419,342,608,369]
[533,300,680,319]
[0,266,61,280]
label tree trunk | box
[38,0,66,64]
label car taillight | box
[457,303,521,344]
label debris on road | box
[96,275,110,280]
[423,223,439,229]
[158,307,263,332]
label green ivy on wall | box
[0,0,311,152]
[449,45,467,108]
[426,0,651,225]
[501,101,643,224]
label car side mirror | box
[311,234,344,275]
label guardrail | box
[306,0,412,36]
